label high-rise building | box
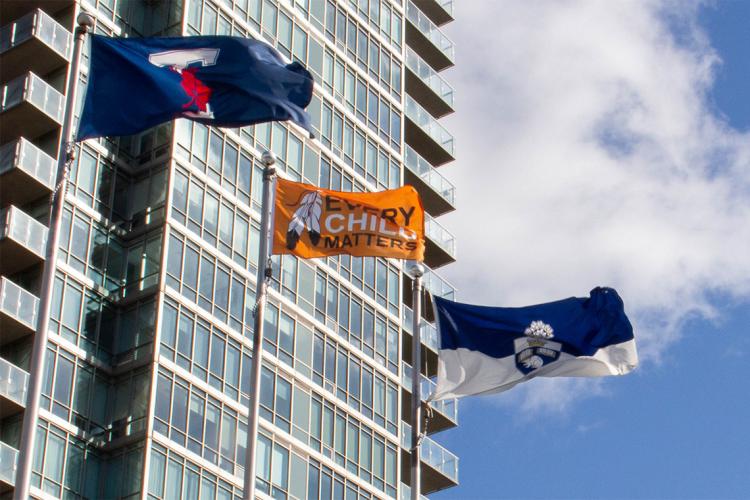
[0,0,457,498]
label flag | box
[76,35,314,140]
[430,287,638,400]
[272,178,425,260]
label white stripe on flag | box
[431,339,638,401]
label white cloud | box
[436,0,750,413]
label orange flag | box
[272,178,425,261]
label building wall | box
[0,0,456,498]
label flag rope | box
[51,142,76,202]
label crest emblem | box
[148,48,219,119]
[514,320,560,374]
[524,320,554,339]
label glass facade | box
[0,0,457,498]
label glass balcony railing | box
[422,268,456,300]
[406,1,455,64]
[0,441,18,486]
[402,361,458,423]
[405,95,454,157]
[405,145,455,207]
[400,483,429,500]
[425,213,456,259]
[0,277,39,331]
[0,356,28,408]
[1,206,48,257]
[0,138,56,189]
[436,0,454,17]
[0,8,72,59]
[401,422,459,482]
[1,72,64,122]
[405,47,454,109]
[403,305,439,352]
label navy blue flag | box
[76,35,314,140]
[430,287,638,400]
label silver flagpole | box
[13,12,94,500]
[242,151,277,500]
[408,261,425,500]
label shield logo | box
[514,335,562,375]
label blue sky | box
[432,1,750,498]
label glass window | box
[165,459,183,500]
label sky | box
[430,1,750,498]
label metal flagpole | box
[13,12,94,500]
[408,261,425,500]
[242,151,277,500]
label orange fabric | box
[272,178,425,261]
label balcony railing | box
[400,483,429,500]
[436,0,453,17]
[403,305,439,352]
[405,47,454,109]
[405,95,454,158]
[402,422,459,483]
[0,440,18,486]
[405,145,455,208]
[1,206,48,258]
[0,277,39,331]
[0,8,72,59]
[425,213,456,259]
[422,268,456,300]
[1,72,64,122]
[402,361,458,423]
[0,356,28,409]
[406,1,455,64]
[0,138,56,189]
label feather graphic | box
[286,190,323,250]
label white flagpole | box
[13,12,94,500]
[407,261,425,500]
[242,151,277,500]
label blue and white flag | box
[77,35,314,140]
[430,287,638,401]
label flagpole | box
[242,151,277,500]
[408,261,425,500]
[13,12,93,500]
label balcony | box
[0,8,72,84]
[403,305,439,353]
[401,422,459,494]
[402,361,458,434]
[0,0,74,25]
[0,357,28,419]
[424,213,455,269]
[405,47,454,119]
[0,138,56,207]
[0,440,18,491]
[402,268,455,343]
[411,0,453,27]
[405,1,455,72]
[0,277,39,348]
[404,145,455,217]
[0,72,64,144]
[405,95,454,166]
[402,305,439,378]
[0,206,48,275]
[423,268,456,301]
[400,483,429,500]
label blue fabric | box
[433,287,634,358]
[76,35,314,140]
